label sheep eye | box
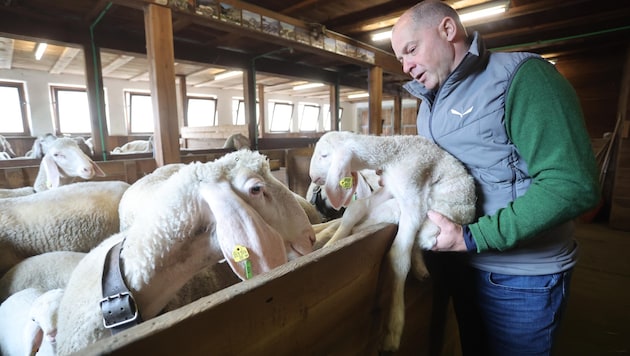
[250,185,263,195]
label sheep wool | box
[0,181,130,275]
[310,131,477,351]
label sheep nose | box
[81,166,95,178]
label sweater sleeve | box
[469,58,600,252]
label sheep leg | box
[313,219,342,249]
[324,188,392,247]
[380,212,419,352]
[410,218,440,279]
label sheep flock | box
[0,132,476,354]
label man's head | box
[391,1,469,90]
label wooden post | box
[144,3,180,166]
[257,83,265,139]
[330,81,340,132]
[393,95,402,135]
[368,66,383,135]
[83,42,110,160]
[244,61,258,149]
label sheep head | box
[40,137,105,189]
[207,150,315,278]
[310,131,360,210]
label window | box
[50,86,92,135]
[298,103,320,131]
[323,104,343,131]
[269,102,293,132]
[186,96,217,126]
[232,98,259,125]
[0,81,29,135]
[125,91,154,133]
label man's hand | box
[427,210,467,252]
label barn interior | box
[0,0,628,354]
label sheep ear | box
[200,182,288,281]
[92,161,106,177]
[41,154,60,189]
[324,151,356,210]
[23,319,44,355]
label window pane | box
[299,104,320,131]
[233,99,246,125]
[270,103,293,132]
[232,99,259,125]
[187,97,216,126]
[130,94,154,133]
[0,86,24,133]
[57,90,91,134]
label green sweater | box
[469,59,601,252]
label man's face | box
[391,16,455,91]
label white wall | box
[1,67,349,137]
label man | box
[390,1,600,355]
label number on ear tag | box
[232,245,250,262]
[339,176,353,189]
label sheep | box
[25,133,57,159]
[0,186,35,199]
[119,161,322,230]
[33,137,106,192]
[111,136,153,154]
[0,288,64,356]
[309,131,477,351]
[0,251,85,302]
[305,168,381,222]
[55,150,315,354]
[0,180,130,276]
[0,134,17,158]
[222,133,250,150]
[0,151,11,160]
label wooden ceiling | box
[0,0,628,101]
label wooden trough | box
[80,224,442,355]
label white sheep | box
[222,133,250,150]
[0,186,35,199]
[0,134,17,158]
[309,131,477,351]
[33,137,106,192]
[56,150,315,354]
[0,251,85,302]
[0,180,130,276]
[111,136,153,154]
[305,168,381,222]
[0,288,64,356]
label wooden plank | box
[285,146,314,197]
[144,3,181,166]
[368,66,383,135]
[81,224,403,355]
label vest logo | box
[450,106,473,118]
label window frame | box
[298,103,321,132]
[185,95,218,127]
[0,80,30,136]
[124,90,154,134]
[269,101,294,132]
[50,85,92,136]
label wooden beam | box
[0,37,14,69]
[257,83,266,139]
[368,66,383,135]
[83,42,110,160]
[144,3,180,166]
[393,95,402,135]
[49,47,81,74]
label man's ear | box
[440,17,457,41]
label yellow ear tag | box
[339,176,353,190]
[232,245,253,279]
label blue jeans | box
[425,252,573,356]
